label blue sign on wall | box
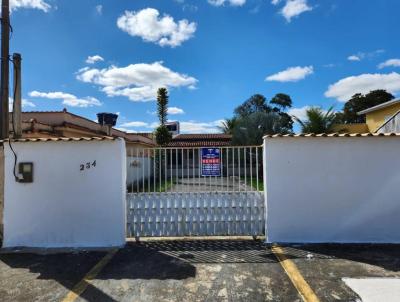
[201,148,221,177]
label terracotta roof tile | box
[263,132,400,139]
[2,136,117,143]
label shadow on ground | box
[278,243,400,272]
[135,239,277,263]
[0,251,117,301]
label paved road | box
[1,241,400,301]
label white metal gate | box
[126,146,265,238]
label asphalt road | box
[1,241,400,302]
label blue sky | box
[10,0,400,133]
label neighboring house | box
[159,133,232,178]
[333,99,400,133]
[9,109,155,152]
[377,110,400,133]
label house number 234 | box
[80,160,97,171]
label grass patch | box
[128,179,175,193]
[242,177,264,191]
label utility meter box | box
[18,162,33,183]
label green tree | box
[232,93,294,143]
[157,87,169,125]
[338,90,395,123]
[218,118,237,134]
[294,106,337,134]
[155,126,172,146]
[271,93,293,111]
[232,112,290,145]
[234,94,270,117]
[154,88,172,146]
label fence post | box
[262,139,268,243]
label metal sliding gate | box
[126,146,265,238]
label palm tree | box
[218,118,237,134]
[294,106,337,134]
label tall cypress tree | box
[155,88,172,146]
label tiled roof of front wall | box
[263,133,400,139]
[2,136,117,143]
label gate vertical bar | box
[136,148,139,193]
[250,147,253,192]
[153,148,156,192]
[130,148,133,193]
[164,149,167,191]
[176,148,178,186]
[226,147,229,191]
[244,147,247,191]
[198,148,201,189]
[181,148,184,188]
[186,149,189,183]
[256,147,259,192]
[232,148,235,192]
[220,148,223,191]
[238,148,241,192]
[142,149,145,192]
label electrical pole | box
[13,53,21,138]
[0,0,9,139]
[0,0,10,247]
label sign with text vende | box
[201,148,221,177]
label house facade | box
[9,109,155,151]
[333,99,400,133]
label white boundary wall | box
[264,136,400,243]
[3,138,126,248]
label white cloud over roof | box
[208,0,246,6]
[280,0,312,22]
[76,61,197,102]
[10,0,51,12]
[168,107,185,115]
[378,59,400,69]
[29,91,102,108]
[117,8,196,47]
[86,55,104,64]
[265,66,313,82]
[325,72,400,102]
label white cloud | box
[76,61,198,102]
[347,50,385,62]
[120,121,150,128]
[168,107,185,115]
[288,106,310,121]
[265,65,313,82]
[9,97,36,111]
[348,55,361,62]
[325,72,400,102]
[95,4,102,15]
[378,59,400,69]
[208,0,246,6]
[86,55,104,64]
[271,0,282,5]
[180,120,224,133]
[280,0,312,22]
[10,0,51,12]
[29,91,102,107]
[117,8,197,47]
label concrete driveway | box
[1,240,400,301]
